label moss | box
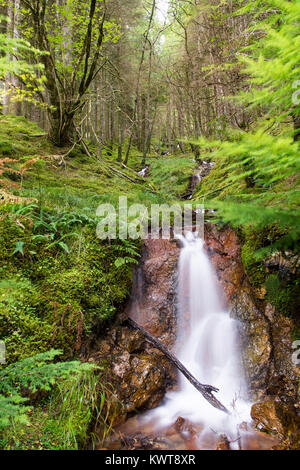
[150,155,195,198]
[241,224,288,288]
[0,116,165,366]
[265,274,300,317]
[0,370,102,450]
[0,115,52,158]
[241,239,266,287]
[0,216,33,277]
[0,208,138,363]
[67,147,87,162]
[0,141,16,156]
[0,277,54,363]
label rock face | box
[251,400,300,448]
[91,326,172,422]
[204,224,299,403]
[90,238,179,422]
[204,224,299,448]
[126,237,180,347]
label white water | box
[142,232,252,445]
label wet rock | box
[174,416,197,437]
[92,326,170,420]
[251,401,285,435]
[120,328,145,353]
[116,432,170,450]
[251,400,300,441]
[205,225,245,305]
[127,237,180,347]
[230,289,272,396]
[122,227,298,405]
[205,224,299,402]
[92,224,299,447]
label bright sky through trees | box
[157,0,169,23]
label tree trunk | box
[48,110,76,147]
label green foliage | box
[0,14,47,110]
[0,116,146,366]
[0,349,97,435]
[150,155,195,198]
[0,116,51,158]
[30,208,96,254]
[0,349,96,395]
[0,147,142,360]
[0,277,55,363]
[241,239,266,287]
[1,0,120,124]
[0,141,15,157]
[192,0,300,257]
[0,22,44,78]
[197,130,300,188]
[0,395,29,430]
[265,273,300,318]
[0,368,118,450]
[236,0,300,122]
[0,210,139,361]
[44,371,119,450]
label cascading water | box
[141,232,252,447]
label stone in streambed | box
[251,400,300,441]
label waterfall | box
[142,232,252,445]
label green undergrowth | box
[149,155,195,198]
[0,115,51,158]
[0,116,195,367]
[0,349,118,450]
[265,274,300,318]
[0,116,155,449]
[0,207,140,363]
[0,116,197,449]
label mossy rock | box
[0,277,53,362]
[241,225,286,288]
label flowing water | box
[108,232,278,450]
[139,232,252,448]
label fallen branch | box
[75,127,95,160]
[128,318,230,415]
[104,163,141,184]
[15,133,47,138]
[104,161,158,193]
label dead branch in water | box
[128,318,230,415]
